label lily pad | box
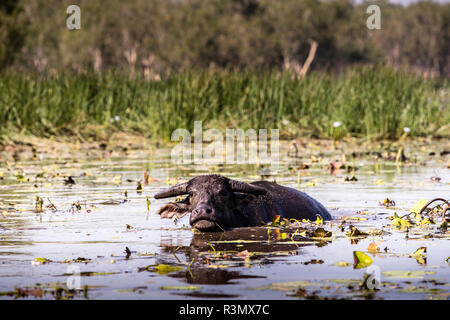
[353,251,373,269]
[410,199,428,214]
[347,225,368,237]
[250,281,321,292]
[382,270,436,279]
[160,285,201,291]
[331,261,352,267]
[153,264,184,274]
[390,212,413,228]
[413,247,427,256]
[309,227,332,238]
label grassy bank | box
[0,67,448,142]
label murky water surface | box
[0,142,449,300]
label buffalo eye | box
[187,192,194,203]
[218,189,228,197]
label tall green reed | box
[0,67,447,141]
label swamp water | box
[0,141,449,300]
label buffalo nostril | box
[193,204,213,215]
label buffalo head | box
[154,175,266,231]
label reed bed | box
[0,67,448,141]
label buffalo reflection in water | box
[158,226,329,285]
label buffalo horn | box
[154,182,188,199]
[228,179,267,195]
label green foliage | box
[6,0,450,77]
[0,1,27,69]
[0,67,447,140]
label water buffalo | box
[154,174,331,231]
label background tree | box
[0,0,27,70]
[10,0,450,78]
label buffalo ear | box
[228,179,267,195]
[156,203,190,219]
[154,182,188,199]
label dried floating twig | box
[416,198,450,222]
[401,198,450,221]
[418,198,450,214]
[441,204,449,218]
